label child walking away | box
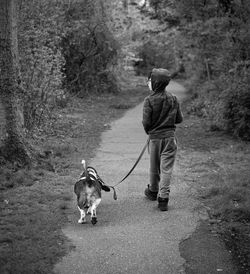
[142,68,183,211]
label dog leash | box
[101,137,150,200]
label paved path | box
[55,81,199,274]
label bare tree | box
[0,0,31,165]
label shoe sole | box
[158,201,168,211]
[159,206,168,211]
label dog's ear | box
[101,184,111,192]
[74,180,83,195]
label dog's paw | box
[78,218,86,224]
[91,217,97,225]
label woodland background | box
[136,0,250,140]
[18,0,119,131]
[0,0,249,273]
[14,0,250,141]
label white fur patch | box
[78,206,86,223]
[82,160,86,170]
[88,198,101,217]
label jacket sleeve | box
[175,100,183,124]
[142,97,152,134]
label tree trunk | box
[0,0,31,166]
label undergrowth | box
[177,108,250,273]
[200,151,250,273]
[0,167,43,191]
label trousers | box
[149,137,177,198]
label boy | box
[142,68,183,211]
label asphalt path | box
[55,81,200,274]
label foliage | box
[18,0,66,130]
[149,0,179,25]
[61,21,119,96]
[223,68,250,140]
[17,0,119,130]
[145,0,250,140]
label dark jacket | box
[142,68,183,139]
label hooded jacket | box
[142,68,183,139]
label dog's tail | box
[81,159,94,183]
[80,159,89,179]
[81,159,86,171]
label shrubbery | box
[61,0,119,97]
[18,0,119,130]
[61,22,119,96]
[143,0,250,140]
[18,0,66,130]
[223,69,250,139]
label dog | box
[74,160,110,225]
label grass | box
[0,86,148,274]
[0,176,72,274]
[0,167,41,191]
[176,109,250,273]
[201,171,250,272]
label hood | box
[150,68,171,93]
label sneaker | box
[158,197,169,211]
[144,185,158,201]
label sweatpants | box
[149,137,177,198]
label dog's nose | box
[84,205,89,209]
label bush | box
[186,66,250,140]
[18,0,66,130]
[17,0,120,130]
[171,0,250,140]
[149,0,179,26]
[61,1,120,96]
[223,68,250,140]
[61,24,119,95]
